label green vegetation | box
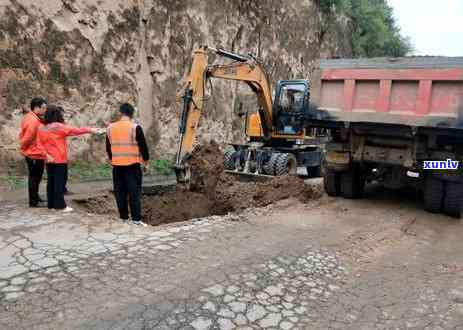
[319,0,345,13]
[67,159,173,182]
[0,175,26,190]
[0,159,173,190]
[67,161,112,182]
[150,159,173,176]
[319,0,413,57]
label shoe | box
[30,201,47,208]
[132,220,148,227]
[121,218,129,223]
[62,206,74,213]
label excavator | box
[174,46,325,183]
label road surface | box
[1,183,463,329]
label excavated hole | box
[75,188,233,226]
[75,142,324,226]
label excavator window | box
[275,83,307,135]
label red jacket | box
[19,111,46,160]
[37,123,92,164]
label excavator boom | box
[174,46,274,182]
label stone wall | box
[0,0,352,173]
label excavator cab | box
[243,80,310,140]
[273,80,310,136]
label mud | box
[77,142,323,226]
[141,190,219,226]
[188,141,224,196]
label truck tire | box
[307,166,322,178]
[340,167,365,199]
[275,153,297,176]
[262,153,279,175]
[324,171,340,197]
[423,177,444,213]
[223,150,235,170]
[443,182,462,218]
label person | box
[19,97,47,207]
[37,105,98,212]
[56,106,71,195]
[106,103,150,226]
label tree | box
[318,0,345,13]
[348,0,413,57]
[319,0,413,57]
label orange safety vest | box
[108,120,142,166]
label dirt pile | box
[188,141,224,196]
[77,142,323,226]
[140,142,322,225]
[140,173,322,226]
[215,174,322,211]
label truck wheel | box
[307,166,322,178]
[262,153,279,175]
[324,171,340,196]
[423,177,444,213]
[275,153,297,176]
[223,149,235,170]
[340,167,364,199]
[443,182,462,218]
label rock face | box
[0,0,351,173]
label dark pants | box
[113,164,142,221]
[64,165,68,193]
[46,164,67,210]
[25,157,44,207]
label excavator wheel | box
[223,149,236,170]
[262,153,279,175]
[274,153,297,176]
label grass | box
[67,161,112,182]
[150,159,173,176]
[0,175,26,191]
[0,159,174,190]
[67,159,174,182]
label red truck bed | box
[311,57,463,128]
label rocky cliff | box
[0,0,351,172]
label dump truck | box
[307,57,463,218]
[174,46,325,183]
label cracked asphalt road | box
[1,184,463,329]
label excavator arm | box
[174,46,274,182]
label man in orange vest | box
[19,97,47,207]
[106,103,150,226]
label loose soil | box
[76,142,323,226]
